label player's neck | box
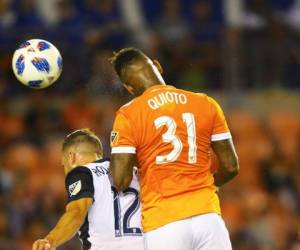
[135,80,165,96]
[78,155,102,166]
[66,155,102,173]
[148,81,165,87]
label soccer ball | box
[12,39,63,89]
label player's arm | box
[46,198,92,247]
[209,96,239,187]
[111,153,136,191]
[110,111,137,191]
[32,167,94,250]
[212,138,239,187]
[33,198,93,250]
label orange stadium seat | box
[268,112,300,161]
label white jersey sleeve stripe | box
[211,132,232,142]
[111,146,136,154]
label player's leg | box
[145,219,192,250]
[191,213,232,250]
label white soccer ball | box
[12,39,63,89]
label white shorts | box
[90,236,145,250]
[145,213,232,250]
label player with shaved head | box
[110,48,239,250]
[33,129,144,250]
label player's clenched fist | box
[32,239,55,250]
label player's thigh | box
[145,219,191,250]
[191,213,232,250]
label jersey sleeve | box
[111,110,137,154]
[208,97,232,142]
[65,167,94,203]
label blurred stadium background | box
[0,0,299,249]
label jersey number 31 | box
[155,113,197,164]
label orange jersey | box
[111,85,231,232]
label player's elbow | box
[214,157,239,187]
[112,171,132,191]
[226,156,239,177]
[218,153,239,178]
[113,178,131,191]
[229,165,239,179]
[212,139,239,186]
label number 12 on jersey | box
[154,113,197,164]
[111,187,142,237]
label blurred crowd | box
[1,0,300,94]
[0,0,299,250]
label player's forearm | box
[214,154,239,186]
[46,210,86,248]
[214,167,239,187]
[211,139,239,187]
[111,153,135,191]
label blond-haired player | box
[33,129,144,250]
[110,48,239,250]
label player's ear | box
[153,60,163,74]
[69,151,77,167]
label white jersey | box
[65,159,144,250]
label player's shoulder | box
[202,94,222,108]
[65,166,94,192]
[65,165,96,202]
[116,96,147,118]
[118,98,138,112]
[178,88,212,102]
[178,89,222,112]
[66,165,93,179]
[186,90,207,98]
[190,91,218,103]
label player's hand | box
[32,239,55,250]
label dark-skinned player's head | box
[62,128,103,173]
[110,47,165,96]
